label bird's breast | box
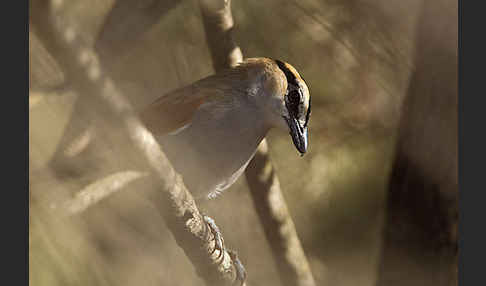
[156,100,268,200]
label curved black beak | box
[284,116,308,156]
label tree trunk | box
[377,0,458,285]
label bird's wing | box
[140,85,206,136]
[139,59,268,136]
[139,77,230,136]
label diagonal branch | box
[62,170,148,215]
[245,142,316,286]
[199,1,317,285]
[30,1,240,285]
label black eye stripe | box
[276,59,300,118]
[275,59,311,126]
[275,59,298,87]
[285,90,300,118]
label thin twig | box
[62,170,148,215]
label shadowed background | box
[29,0,457,285]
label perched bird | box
[140,57,310,283]
[140,57,311,201]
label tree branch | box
[245,142,316,286]
[62,170,148,215]
[30,1,240,285]
[199,1,317,285]
[199,0,243,69]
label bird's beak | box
[284,116,308,156]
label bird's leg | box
[202,214,225,262]
[228,249,247,286]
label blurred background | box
[29,0,458,285]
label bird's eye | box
[288,90,300,105]
[286,89,301,118]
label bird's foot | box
[228,249,247,286]
[202,214,247,284]
[203,214,225,262]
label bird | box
[140,57,311,200]
[139,57,311,282]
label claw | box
[203,214,225,262]
[228,250,247,286]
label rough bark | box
[199,1,317,285]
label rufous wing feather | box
[139,84,213,136]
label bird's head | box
[261,59,311,156]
